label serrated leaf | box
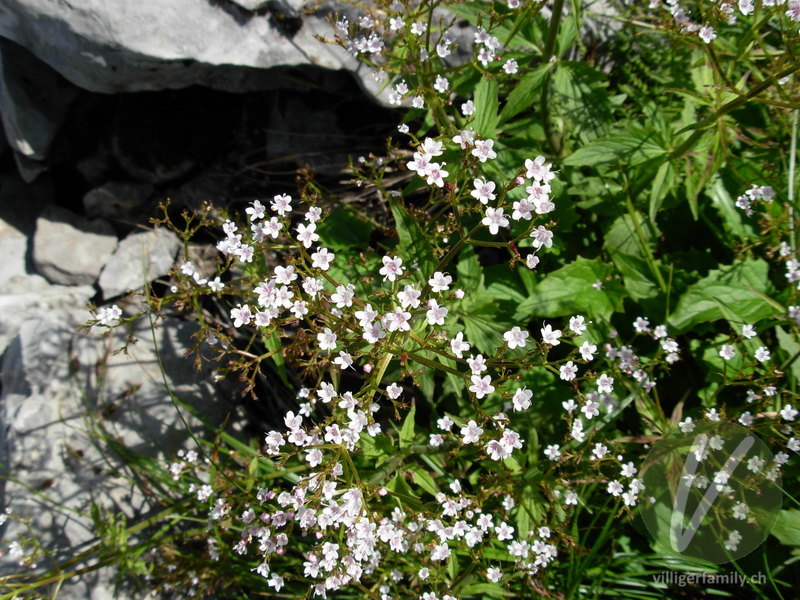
[317,207,372,250]
[408,465,439,496]
[473,77,499,138]
[564,133,666,167]
[771,509,800,546]
[390,200,436,276]
[399,402,416,449]
[461,582,507,598]
[516,257,624,321]
[668,259,778,332]
[499,64,550,123]
[649,160,675,221]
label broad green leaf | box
[668,259,778,332]
[771,509,800,546]
[457,245,484,291]
[604,212,656,256]
[776,326,800,383]
[608,250,661,301]
[399,402,416,449]
[473,77,499,138]
[408,465,439,496]
[649,160,675,221]
[564,133,666,167]
[390,200,436,276]
[552,62,611,140]
[706,176,754,240]
[499,64,550,123]
[317,207,372,250]
[461,582,507,598]
[516,257,624,321]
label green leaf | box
[776,326,800,383]
[390,200,436,276]
[706,175,754,240]
[608,250,661,301]
[649,160,675,221]
[668,259,778,332]
[317,207,372,250]
[552,62,611,140]
[771,509,800,546]
[499,64,550,123]
[564,133,666,167]
[399,402,416,449]
[516,257,624,321]
[264,332,289,386]
[473,77,499,138]
[457,245,484,290]
[408,465,439,496]
[461,582,507,598]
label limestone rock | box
[32,205,118,286]
[98,228,181,299]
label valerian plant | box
[4,1,800,599]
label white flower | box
[719,344,736,360]
[503,59,518,74]
[678,417,695,433]
[742,324,757,339]
[560,361,578,381]
[380,256,405,282]
[486,567,502,583]
[755,346,770,362]
[544,444,561,461]
[579,341,597,361]
[530,226,554,249]
[780,404,798,421]
[732,501,749,520]
[461,420,484,444]
[311,247,335,270]
[426,299,448,326]
[503,326,529,350]
[596,373,614,394]
[525,156,555,182]
[482,207,509,235]
[428,271,452,292]
[471,139,497,162]
[469,375,495,399]
[450,332,471,358]
[540,323,562,345]
[317,328,337,351]
[512,387,532,411]
[461,100,475,116]
[471,178,496,204]
[698,26,716,44]
[569,315,587,335]
[434,75,450,93]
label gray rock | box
[230,0,272,10]
[32,205,118,286]
[0,273,95,355]
[83,181,154,221]
[0,0,383,98]
[0,37,79,173]
[0,174,51,286]
[98,228,181,300]
[0,310,233,598]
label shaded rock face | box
[0,0,383,178]
[0,311,236,598]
